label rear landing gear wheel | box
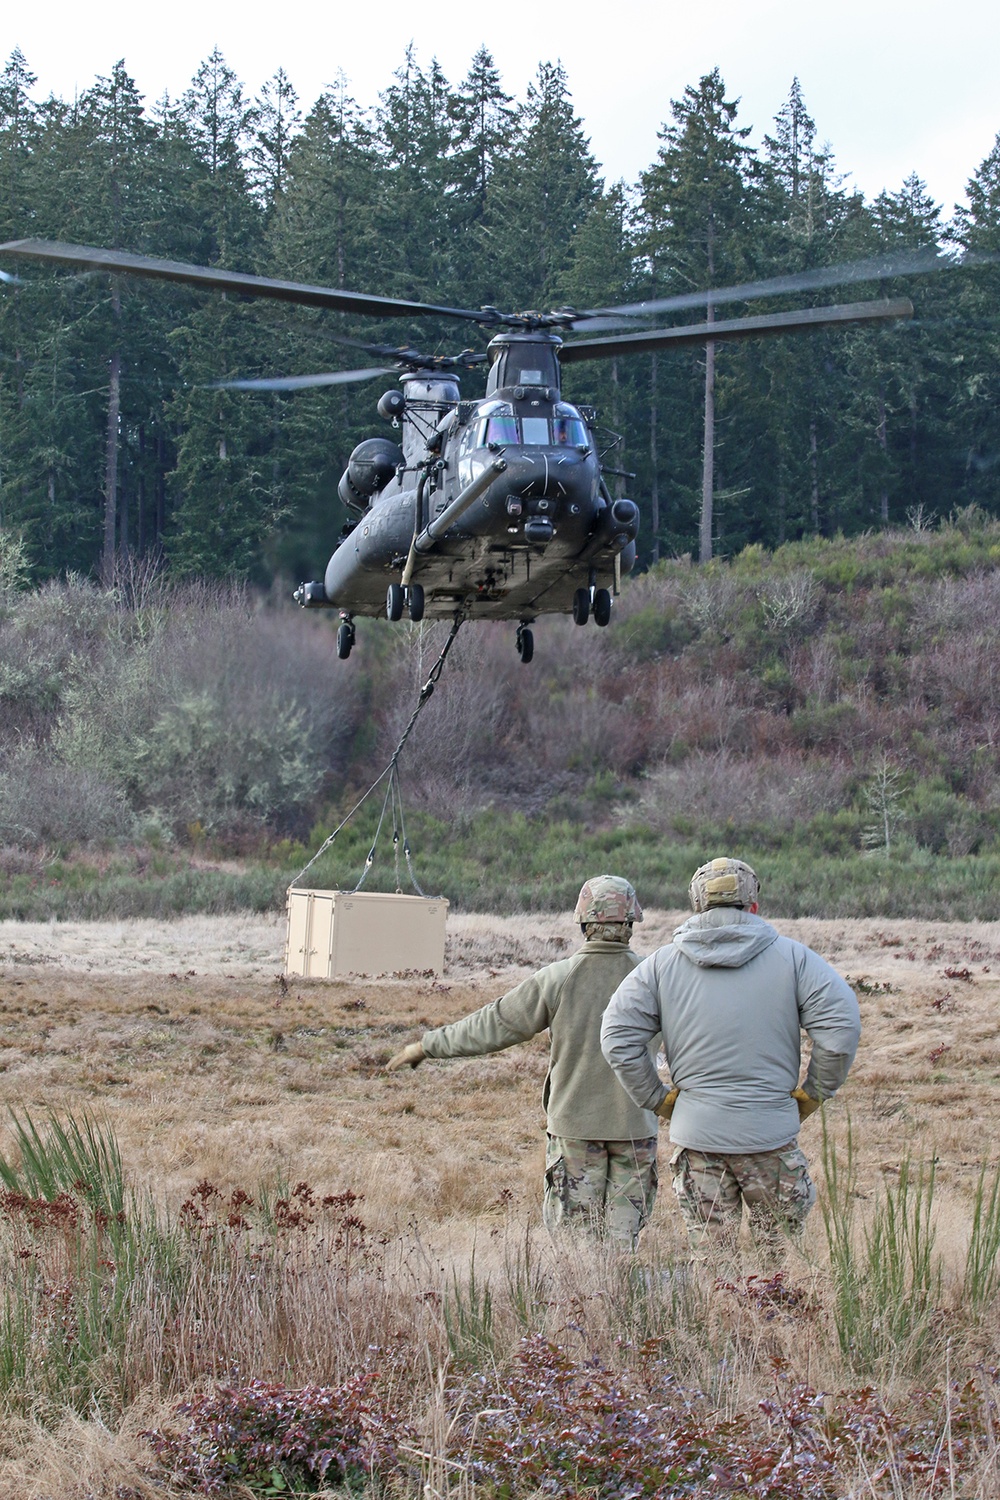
[572,587,590,626]
[593,587,613,627]
[386,582,404,621]
[516,625,534,664]
[336,620,355,659]
[408,583,425,622]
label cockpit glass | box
[552,416,588,446]
[518,368,544,385]
[521,416,550,445]
[485,416,518,444]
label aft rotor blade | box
[560,298,914,363]
[0,239,488,324]
[572,247,950,327]
[207,367,396,392]
[0,266,22,285]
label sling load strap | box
[288,614,464,891]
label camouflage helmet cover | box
[574,875,643,925]
[689,856,760,913]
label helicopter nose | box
[502,449,586,501]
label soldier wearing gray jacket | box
[600,857,860,1255]
[387,876,660,1247]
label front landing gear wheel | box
[593,587,613,627]
[408,583,425,622]
[386,582,404,621]
[336,620,356,659]
[516,625,534,664]
[572,587,590,626]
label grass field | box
[0,909,998,1496]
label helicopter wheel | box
[386,582,404,622]
[408,583,425,622]
[572,587,590,626]
[336,620,355,660]
[516,625,534,664]
[593,587,613,627]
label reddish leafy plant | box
[144,1373,410,1494]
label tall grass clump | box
[962,1159,1000,1316]
[0,1111,186,1414]
[820,1120,942,1375]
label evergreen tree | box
[485,61,599,311]
[249,67,302,209]
[556,185,639,501]
[264,79,384,578]
[639,69,756,559]
[178,47,259,262]
[447,47,518,301]
[373,47,456,302]
[952,135,1000,511]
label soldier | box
[600,857,860,1258]
[386,876,660,1247]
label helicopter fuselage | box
[320,332,638,624]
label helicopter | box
[0,238,913,662]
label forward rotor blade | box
[572,247,950,327]
[207,367,395,392]
[0,239,488,324]
[0,267,21,285]
[560,298,914,363]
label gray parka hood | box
[672,908,779,968]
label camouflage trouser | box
[670,1140,815,1258]
[543,1135,658,1248]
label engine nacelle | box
[338,437,403,512]
[595,497,640,548]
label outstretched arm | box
[387,968,561,1072]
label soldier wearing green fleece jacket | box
[386,876,660,1247]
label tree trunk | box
[809,416,820,534]
[649,353,660,564]
[102,279,122,585]
[137,423,146,554]
[700,309,715,563]
[877,383,888,524]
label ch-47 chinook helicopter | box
[0,238,913,662]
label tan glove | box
[791,1086,821,1122]
[655,1087,679,1120]
[386,1041,426,1073]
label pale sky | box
[6,0,999,223]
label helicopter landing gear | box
[572,587,590,626]
[593,587,613,627]
[386,582,404,621]
[516,623,534,664]
[336,615,356,660]
[407,583,425,622]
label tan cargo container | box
[284,888,448,978]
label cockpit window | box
[485,415,518,444]
[552,416,589,446]
[521,416,551,445]
[518,368,544,385]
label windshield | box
[552,415,589,446]
[520,416,550,445]
[485,415,518,444]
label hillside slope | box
[2,512,999,917]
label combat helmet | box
[574,875,643,926]
[689,857,759,913]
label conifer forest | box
[2,44,1000,585]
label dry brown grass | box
[0,909,999,1495]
